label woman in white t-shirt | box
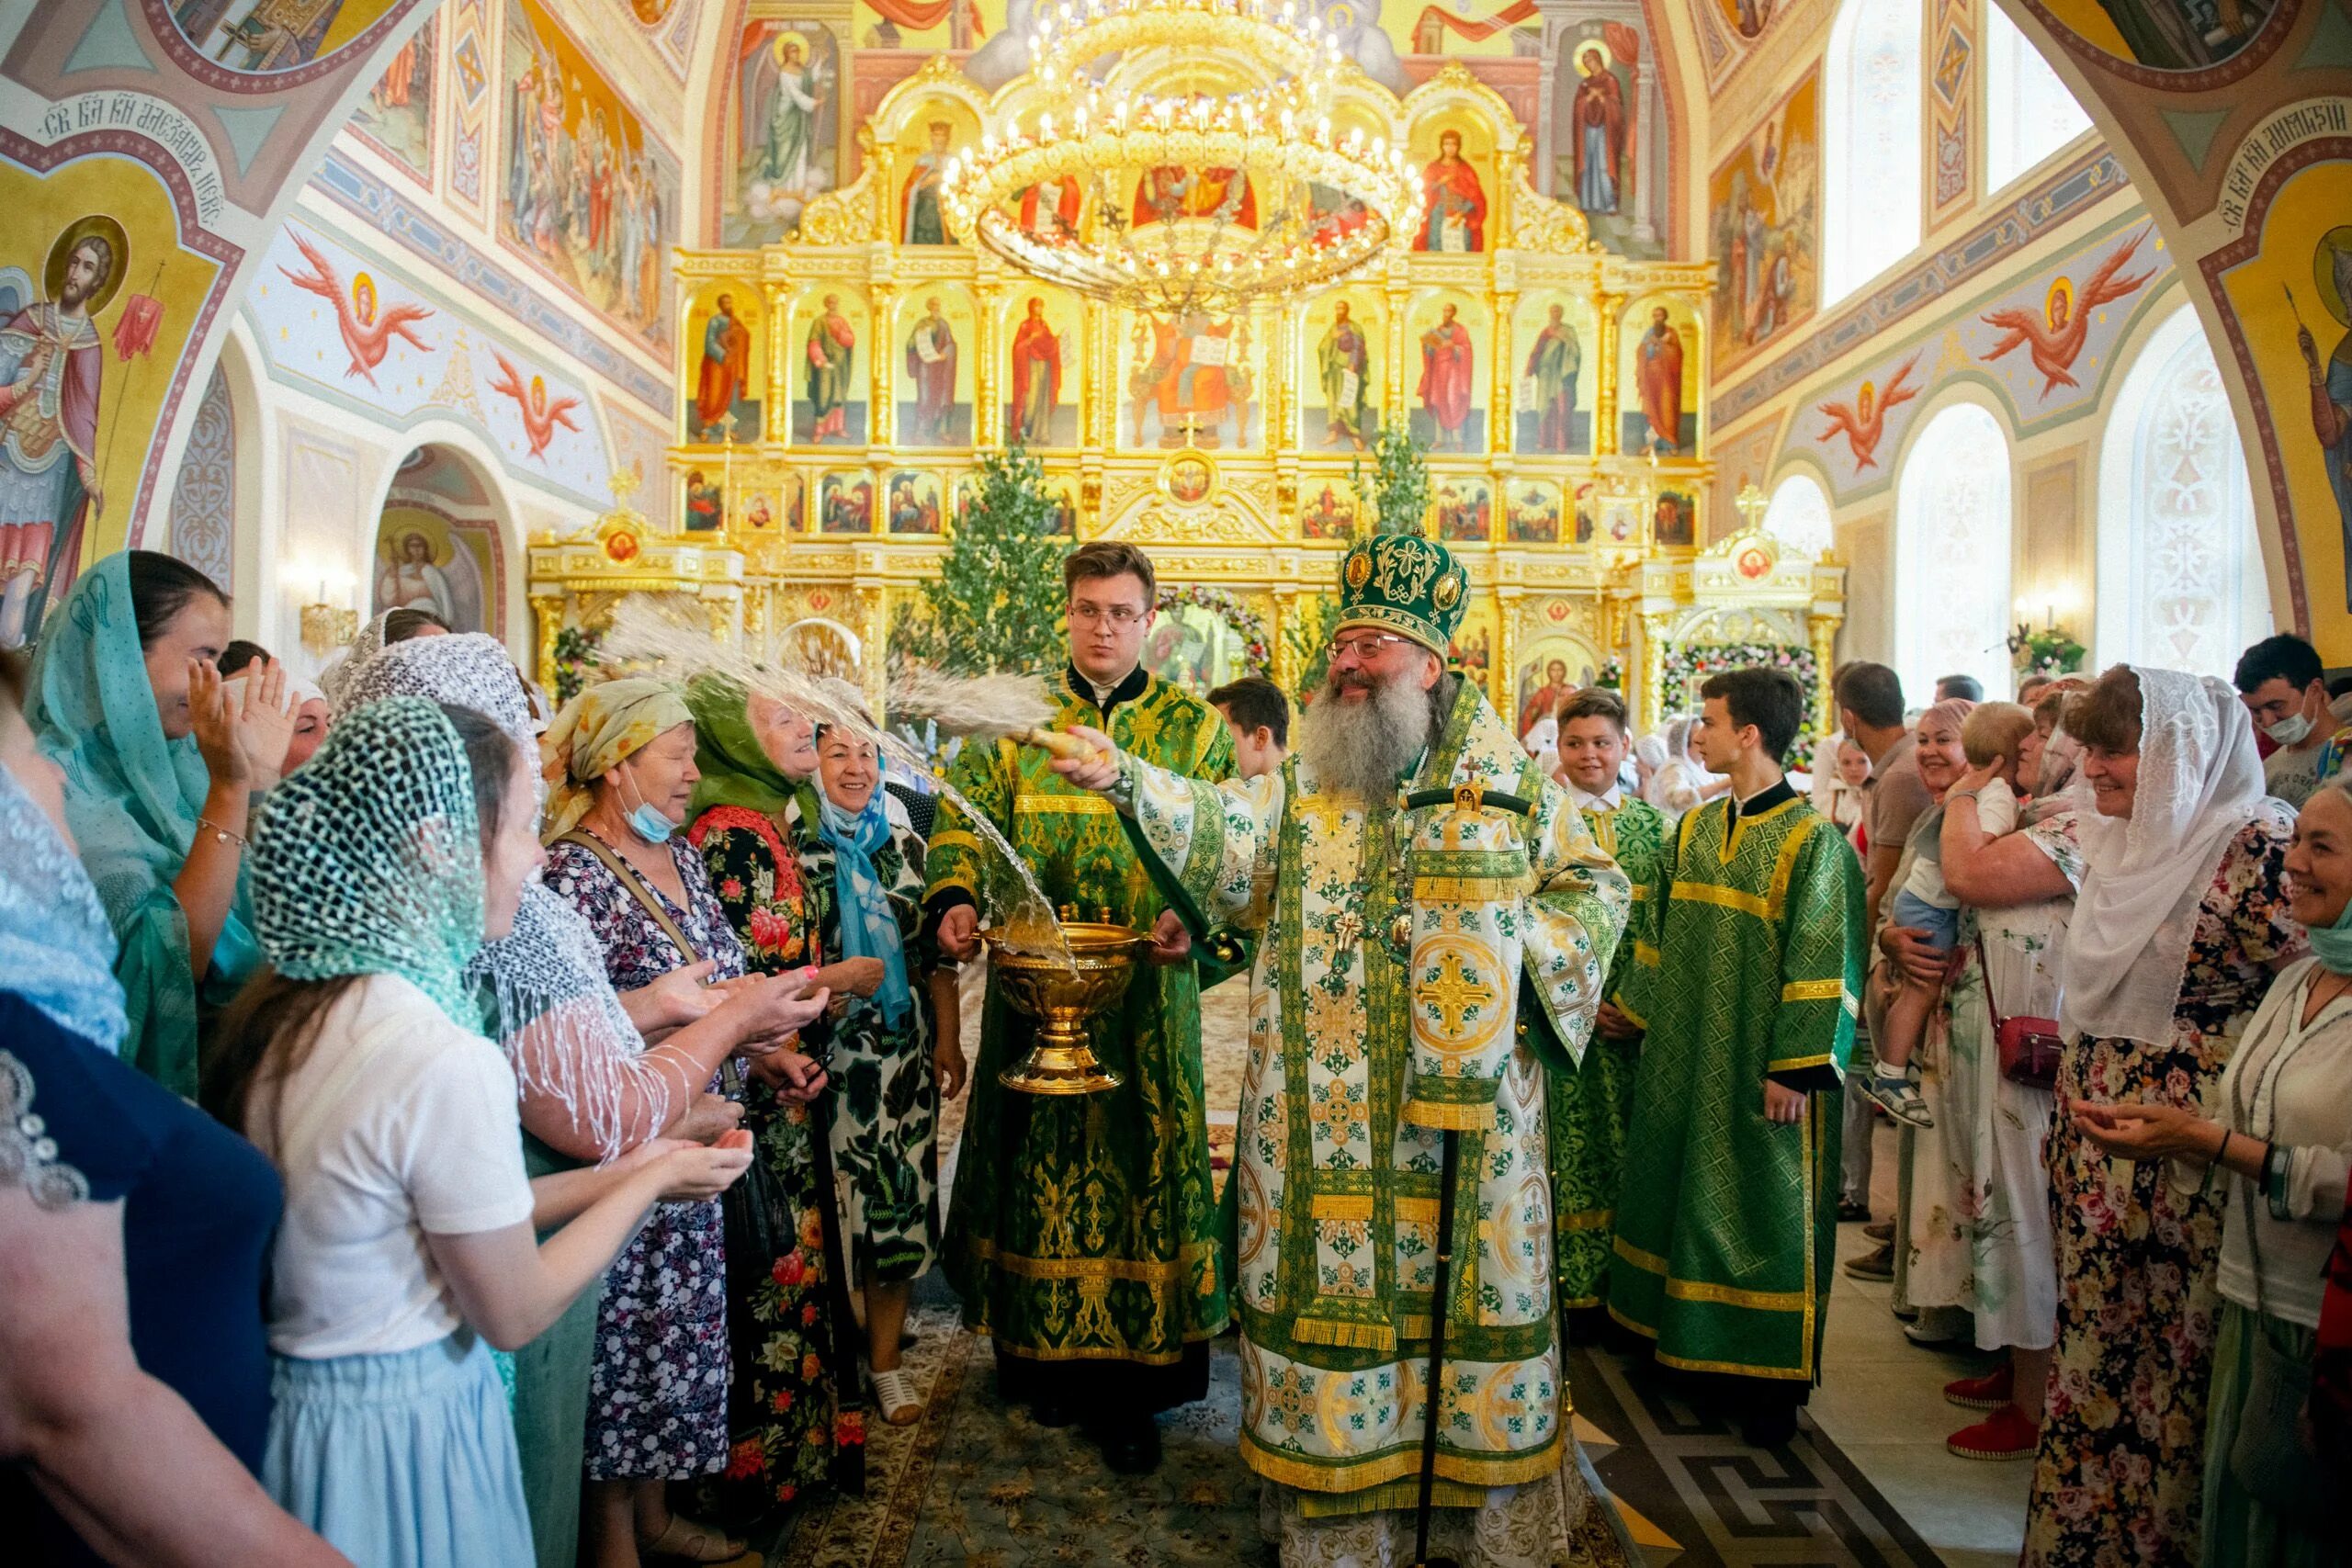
[204,697,801,1568]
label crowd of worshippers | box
[1,542,2348,1568]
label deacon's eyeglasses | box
[1069,604,1148,627]
[1326,631,1415,661]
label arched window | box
[2095,305,2270,674]
[1983,7,2094,194]
[1824,0,1923,307]
[1896,403,2012,702]
[1761,473,1834,558]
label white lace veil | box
[336,632,664,1159]
[2060,667,2264,1046]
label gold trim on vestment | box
[1780,978,1845,1003]
[1655,1348,1815,1381]
[1401,1097,1496,1131]
[975,1325,1223,1365]
[1666,1278,1808,1312]
[1611,1234,1668,1274]
[1768,814,1823,919]
[1632,941,1660,968]
[1013,794,1116,817]
[1293,1316,1399,1352]
[1770,1051,1837,1073]
[1719,795,1799,863]
[1559,1206,1613,1232]
[1311,1192,1374,1222]
[1670,879,1769,919]
[1241,1428,1564,1494]
[967,1236,1213,1283]
[1393,1195,1441,1227]
[928,830,987,858]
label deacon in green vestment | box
[1608,667,1865,1445]
[1550,686,1668,1312]
[928,541,1233,1474]
[1046,535,1630,1562]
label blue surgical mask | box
[2267,711,2315,748]
[2308,897,2352,976]
[619,766,675,845]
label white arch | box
[2094,304,2270,673]
[1823,0,1923,308]
[1895,400,2013,702]
[359,420,529,656]
[1983,6,2095,196]
[1761,472,1833,558]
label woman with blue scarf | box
[25,551,298,1096]
[793,723,956,1427]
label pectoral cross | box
[1330,910,1364,947]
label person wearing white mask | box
[2234,634,2334,807]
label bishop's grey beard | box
[1298,660,1446,799]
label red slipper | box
[1946,1403,2040,1461]
[1944,1363,2014,1410]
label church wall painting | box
[498,0,678,353]
[1655,486,1695,547]
[790,287,867,446]
[159,0,404,74]
[819,467,874,533]
[371,502,493,634]
[245,224,611,504]
[1513,293,1594,457]
[1406,114,1495,254]
[893,98,980,246]
[1430,474,1492,543]
[727,17,842,246]
[1553,22,1645,256]
[1001,290,1078,449]
[2028,0,2285,74]
[1408,289,1487,454]
[885,468,945,534]
[1714,0,1781,44]
[347,10,435,184]
[895,288,975,448]
[684,281,763,444]
[1296,474,1363,540]
[1709,67,1818,375]
[1516,634,1601,739]
[1619,293,1698,457]
[0,150,225,649]
[1968,225,2165,408]
[1300,290,1384,453]
[1505,478,1561,545]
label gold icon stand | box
[986,906,1146,1096]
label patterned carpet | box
[765,968,1936,1566]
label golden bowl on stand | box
[984,915,1148,1096]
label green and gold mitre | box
[1336,533,1469,655]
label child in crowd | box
[1868,702,2035,1127]
[1826,737,1871,835]
[1208,675,1291,781]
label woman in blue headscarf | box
[791,723,956,1428]
[0,650,336,1566]
[25,551,297,1095]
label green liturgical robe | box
[1549,795,1668,1309]
[930,670,1235,1379]
[1117,681,1628,1511]
[1607,791,1865,1382]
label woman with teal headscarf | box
[790,721,956,1430]
[25,551,296,1095]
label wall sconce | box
[298,570,359,659]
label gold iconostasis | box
[543,52,1830,726]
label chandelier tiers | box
[938,0,1415,319]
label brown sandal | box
[638,1514,748,1564]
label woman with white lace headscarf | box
[334,634,831,1568]
[2020,666,2305,1568]
[1639,715,1713,823]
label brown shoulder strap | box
[555,830,702,968]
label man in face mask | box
[2234,633,2335,807]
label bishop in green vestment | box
[1549,686,1668,1312]
[1607,669,1865,1439]
[1046,536,1630,1562]
[928,543,1233,1472]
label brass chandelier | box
[938,0,1414,319]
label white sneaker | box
[870,1366,922,1426]
[1865,1074,1935,1129]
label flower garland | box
[1595,657,1624,692]
[1658,640,1822,747]
[1155,585,1273,675]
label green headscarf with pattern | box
[685,672,813,822]
[249,696,489,1029]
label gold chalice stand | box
[984,907,1147,1095]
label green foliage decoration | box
[892,445,1070,676]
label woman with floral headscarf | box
[206,697,754,1568]
[26,552,298,1095]
[542,677,786,1568]
[2018,667,2303,1568]
[336,636,830,1568]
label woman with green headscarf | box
[683,672,881,1517]
[27,551,298,1095]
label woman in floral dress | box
[789,724,960,1427]
[2024,668,2303,1568]
[542,678,773,1568]
[684,676,875,1516]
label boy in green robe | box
[927,541,1233,1475]
[1549,685,1667,1314]
[1608,667,1865,1447]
